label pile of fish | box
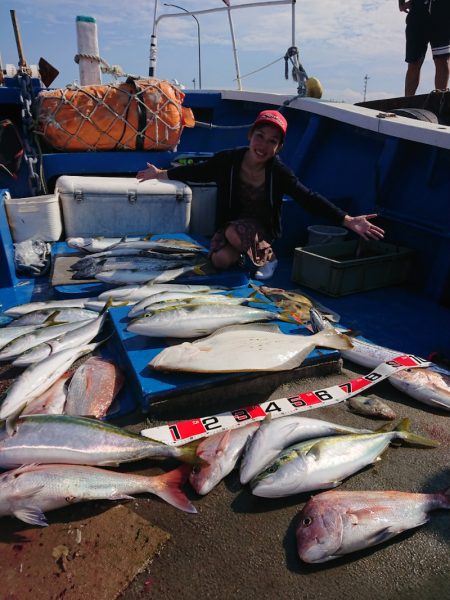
[184,412,444,562]
[186,415,437,498]
[120,281,352,369]
[0,264,448,568]
[67,236,209,285]
[0,298,126,421]
[0,414,202,525]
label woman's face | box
[248,124,283,165]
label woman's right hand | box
[136,163,167,182]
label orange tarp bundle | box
[36,78,195,152]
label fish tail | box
[394,418,439,447]
[193,265,206,276]
[246,290,268,305]
[100,297,115,314]
[176,439,209,467]
[314,328,354,350]
[150,465,197,513]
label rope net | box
[36,78,195,152]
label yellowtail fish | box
[0,414,202,468]
[130,305,295,340]
[3,297,100,317]
[240,416,372,485]
[95,264,205,285]
[97,283,220,302]
[250,419,438,498]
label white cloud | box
[0,0,439,101]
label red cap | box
[253,110,288,136]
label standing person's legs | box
[405,60,424,96]
[430,0,450,91]
[405,5,429,96]
[433,55,450,90]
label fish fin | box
[177,440,209,467]
[6,409,25,435]
[150,465,197,513]
[276,310,304,324]
[109,493,135,501]
[305,442,324,461]
[99,297,115,314]
[369,526,400,546]
[325,481,343,489]
[397,430,439,448]
[14,506,48,527]
[389,417,438,447]
[314,329,354,351]
[245,290,269,305]
[43,311,66,326]
[201,323,282,340]
[215,429,232,457]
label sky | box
[0,0,438,103]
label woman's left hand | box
[343,214,385,240]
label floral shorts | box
[209,218,274,268]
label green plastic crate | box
[291,240,414,297]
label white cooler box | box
[5,193,63,242]
[56,176,192,237]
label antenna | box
[363,74,370,102]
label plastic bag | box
[14,239,52,276]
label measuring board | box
[142,355,430,445]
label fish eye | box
[302,516,313,527]
[266,464,279,474]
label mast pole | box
[149,0,159,77]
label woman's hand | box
[136,163,168,182]
[343,214,385,240]
[398,0,411,13]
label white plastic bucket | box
[5,194,63,242]
[307,225,347,246]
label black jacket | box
[167,147,347,239]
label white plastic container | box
[189,184,217,236]
[5,193,63,242]
[56,176,192,237]
[306,225,347,245]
